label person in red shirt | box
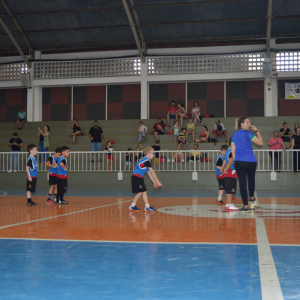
[167,101,178,125]
[151,118,171,141]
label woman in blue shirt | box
[231,117,263,212]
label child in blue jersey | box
[26,144,38,206]
[215,144,228,205]
[57,146,70,205]
[129,147,163,212]
[222,139,239,211]
[46,147,61,204]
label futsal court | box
[0,188,299,300]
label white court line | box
[0,191,7,197]
[0,198,134,230]
[0,237,256,245]
[255,192,284,300]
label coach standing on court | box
[88,120,106,163]
[231,117,263,212]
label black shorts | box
[131,175,147,194]
[217,178,225,190]
[157,130,165,135]
[224,177,237,194]
[27,178,37,192]
[49,175,58,186]
[178,140,186,145]
[57,178,68,194]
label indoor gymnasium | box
[0,1,300,299]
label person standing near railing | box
[287,127,300,173]
[7,132,23,173]
[88,120,105,163]
[231,117,263,212]
[38,125,50,163]
[267,131,285,172]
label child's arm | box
[46,161,55,168]
[148,168,163,187]
[26,166,32,181]
[223,157,233,174]
[60,162,67,171]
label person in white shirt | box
[214,119,228,142]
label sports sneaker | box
[181,159,185,162]
[145,206,157,212]
[225,204,239,211]
[58,200,68,204]
[239,206,250,213]
[171,159,175,162]
[216,200,225,206]
[190,160,194,162]
[129,205,140,211]
[47,199,55,204]
[7,169,12,173]
[13,170,17,173]
[27,201,37,206]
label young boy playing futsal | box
[222,139,239,211]
[57,146,70,205]
[46,147,61,204]
[26,144,38,206]
[215,144,228,205]
[129,147,163,212]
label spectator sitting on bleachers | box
[267,130,285,172]
[178,128,188,150]
[280,122,291,143]
[188,144,200,162]
[7,132,23,173]
[16,107,26,130]
[151,118,171,141]
[195,126,210,143]
[293,123,299,136]
[69,119,81,144]
[167,101,178,125]
[214,119,228,142]
[191,101,202,126]
[177,103,189,127]
[135,143,143,162]
[172,143,184,162]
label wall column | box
[264,76,278,116]
[140,62,148,119]
[33,86,42,121]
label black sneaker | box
[91,159,94,163]
[239,206,250,213]
[59,200,68,204]
[27,201,37,206]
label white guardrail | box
[0,150,299,173]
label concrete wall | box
[1,171,298,191]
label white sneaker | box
[171,159,175,162]
[7,169,12,173]
[190,160,193,162]
[13,170,17,173]
[181,159,185,162]
[225,204,239,211]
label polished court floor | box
[0,189,299,300]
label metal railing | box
[1,150,299,173]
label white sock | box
[218,197,222,201]
[145,204,150,208]
[131,203,135,207]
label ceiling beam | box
[1,0,33,56]
[0,1,255,17]
[1,14,299,35]
[266,0,272,58]
[0,17,30,66]
[129,0,147,56]
[122,0,145,62]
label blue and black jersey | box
[215,155,224,178]
[132,157,151,178]
[57,156,68,179]
[47,155,58,177]
[27,156,38,178]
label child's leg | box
[192,131,195,143]
[48,185,54,196]
[141,191,150,206]
[218,189,224,200]
[73,135,75,144]
[132,192,143,205]
[54,184,57,195]
[27,191,31,199]
[226,193,233,205]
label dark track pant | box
[293,146,300,172]
[269,151,281,171]
[234,161,257,206]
